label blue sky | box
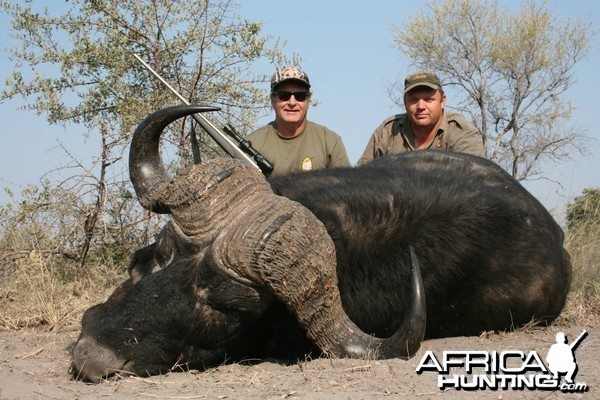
[1,0,598,221]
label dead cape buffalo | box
[72,104,572,383]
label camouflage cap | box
[271,66,311,90]
[404,70,442,94]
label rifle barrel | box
[133,54,262,172]
[569,329,587,350]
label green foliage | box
[0,0,292,270]
[393,0,594,181]
[567,188,600,231]
[1,0,290,133]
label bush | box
[0,183,161,331]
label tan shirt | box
[247,121,351,177]
[357,111,485,165]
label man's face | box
[404,87,446,129]
[270,82,310,126]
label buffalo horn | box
[129,104,219,213]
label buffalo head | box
[71,105,426,382]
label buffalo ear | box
[128,242,160,283]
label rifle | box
[569,329,587,350]
[133,54,274,176]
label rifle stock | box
[133,54,273,176]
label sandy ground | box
[0,322,597,400]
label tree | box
[391,0,593,181]
[0,0,291,269]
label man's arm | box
[356,134,376,166]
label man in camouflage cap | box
[357,70,485,165]
[246,66,350,176]
[270,66,311,90]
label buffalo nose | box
[72,336,128,383]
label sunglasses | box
[272,91,310,102]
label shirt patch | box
[435,133,444,149]
[301,157,313,171]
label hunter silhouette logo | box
[546,330,587,385]
[416,330,589,392]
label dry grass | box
[0,250,127,332]
[561,219,600,327]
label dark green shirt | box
[247,121,351,176]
